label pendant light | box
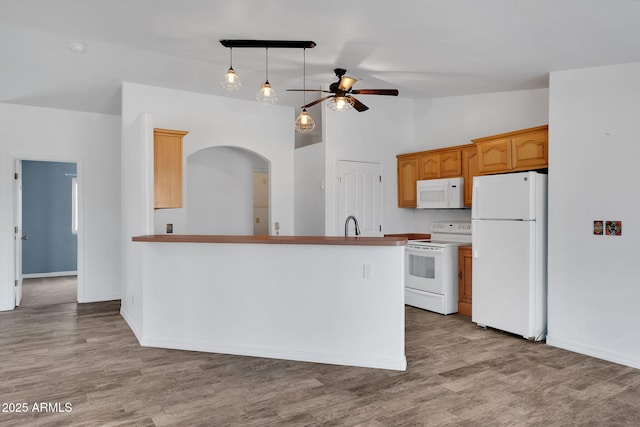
[220,47,241,91]
[295,48,315,133]
[256,48,278,105]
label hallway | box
[19,276,77,308]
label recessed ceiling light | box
[69,42,86,53]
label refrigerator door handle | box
[473,225,478,258]
[472,179,479,218]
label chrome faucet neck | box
[344,215,361,237]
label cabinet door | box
[458,246,473,316]
[477,138,512,174]
[397,155,419,207]
[419,153,440,180]
[154,128,188,209]
[512,130,548,170]
[461,145,479,207]
[440,149,462,178]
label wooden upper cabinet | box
[473,125,548,175]
[154,128,188,209]
[440,149,462,178]
[397,154,420,208]
[476,137,512,174]
[461,145,479,207]
[419,153,440,179]
[512,130,548,170]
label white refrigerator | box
[471,171,547,341]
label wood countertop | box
[132,235,407,246]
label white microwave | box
[416,177,464,209]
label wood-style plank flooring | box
[20,276,77,307]
[1,297,640,426]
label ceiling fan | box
[287,68,399,112]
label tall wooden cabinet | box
[461,145,479,207]
[458,245,473,316]
[397,154,420,208]
[154,128,188,209]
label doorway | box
[337,160,383,236]
[14,160,79,307]
[186,147,269,235]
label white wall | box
[186,146,268,235]
[120,82,295,336]
[0,103,121,310]
[411,88,550,232]
[547,62,640,369]
[294,142,326,235]
[323,95,416,235]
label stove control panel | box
[430,221,472,234]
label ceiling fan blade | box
[338,76,358,92]
[302,95,334,109]
[287,89,333,93]
[349,96,369,112]
[351,89,399,96]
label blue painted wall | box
[22,161,77,275]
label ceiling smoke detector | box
[69,42,86,53]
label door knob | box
[21,235,28,241]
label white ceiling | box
[2,0,640,115]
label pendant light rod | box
[220,40,316,49]
[265,48,269,82]
[302,48,307,105]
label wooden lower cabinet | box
[458,245,473,316]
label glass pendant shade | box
[221,47,241,91]
[295,108,315,133]
[328,96,354,112]
[256,81,278,105]
[221,67,241,90]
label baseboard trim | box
[547,335,640,370]
[23,271,78,279]
[120,308,142,343]
[140,335,407,371]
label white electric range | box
[405,221,472,314]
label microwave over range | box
[416,177,464,209]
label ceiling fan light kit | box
[328,96,354,112]
[287,68,399,114]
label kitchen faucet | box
[344,215,361,238]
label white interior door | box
[337,160,382,236]
[13,160,23,307]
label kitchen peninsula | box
[131,235,407,370]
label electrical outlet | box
[166,224,173,234]
[363,264,373,279]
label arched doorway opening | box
[186,146,269,235]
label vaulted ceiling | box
[2,0,640,115]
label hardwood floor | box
[1,301,640,426]
[19,276,77,307]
